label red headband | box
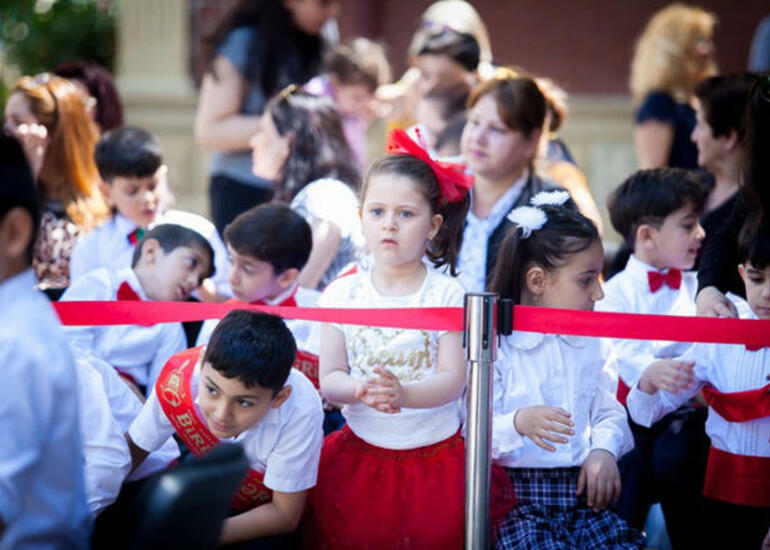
[386,128,474,204]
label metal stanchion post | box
[463,292,498,550]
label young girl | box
[489,193,644,549]
[307,130,507,549]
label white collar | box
[114,213,139,236]
[506,329,586,350]
[117,267,150,300]
[263,283,299,306]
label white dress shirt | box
[129,365,324,493]
[492,332,632,468]
[455,172,528,292]
[627,296,770,459]
[317,267,466,449]
[61,267,187,390]
[69,210,231,296]
[0,270,90,549]
[596,254,697,388]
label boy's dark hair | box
[204,310,296,395]
[415,26,480,73]
[0,134,39,263]
[739,223,770,271]
[488,205,599,304]
[607,168,708,247]
[224,204,312,274]
[694,73,756,139]
[363,154,470,276]
[131,223,215,279]
[94,126,163,182]
[325,38,392,93]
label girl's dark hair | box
[203,0,324,96]
[740,71,770,242]
[267,90,360,201]
[53,60,124,131]
[362,154,470,275]
[488,205,599,304]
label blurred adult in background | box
[697,72,770,316]
[3,73,108,292]
[748,14,770,72]
[53,60,125,132]
[195,0,340,235]
[630,4,717,169]
[251,89,362,290]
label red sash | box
[617,378,631,407]
[156,347,273,511]
[701,383,770,422]
[703,447,770,507]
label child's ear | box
[271,385,292,409]
[723,129,739,152]
[636,224,656,249]
[738,263,747,284]
[138,238,161,265]
[0,207,34,261]
[428,213,444,240]
[98,180,114,206]
[524,265,547,297]
[276,267,300,290]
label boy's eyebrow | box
[579,269,600,275]
[203,375,261,400]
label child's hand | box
[638,360,695,395]
[354,376,401,414]
[513,405,575,452]
[577,449,621,513]
[369,367,406,411]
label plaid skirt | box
[494,467,645,550]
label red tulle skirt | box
[304,426,515,550]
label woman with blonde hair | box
[3,73,108,292]
[631,4,717,169]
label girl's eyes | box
[399,210,414,218]
[370,207,383,216]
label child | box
[489,193,643,549]
[0,134,90,547]
[307,129,498,549]
[69,125,229,298]
[61,223,214,394]
[126,310,324,546]
[597,168,710,544]
[197,203,320,387]
[627,228,770,549]
[305,38,391,169]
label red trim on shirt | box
[702,383,770,423]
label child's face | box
[101,167,164,229]
[142,242,212,301]
[461,93,540,182]
[331,79,374,121]
[227,245,287,303]
[528,240,605,311]
[361,173,442,271]
[198,362,289,439]
[739,261,770,320]
[642,204,705,271]
[415,54,470,96]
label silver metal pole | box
[463,292,497,550]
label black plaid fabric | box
[494,467,645,550]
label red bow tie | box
[117,281,141,301]
[647,269,682,293]
[745,344,768,352]
[252,295,297,308]
[127,228,146,246]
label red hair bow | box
[386,129,474,204]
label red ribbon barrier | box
[52,301,770,348]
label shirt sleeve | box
[60,270,112,353]
[635,91,677,124]
[261,392,324,493]
[217,26,257,77]
[69,234,97,284]
[127,387,176,454]
[588,364,633,459]
[491,357,525,459]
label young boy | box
[62,223,214,394]
[69,125,229,298]
[627,228,770,549]
[0,134,90,547]
[197,204,320,386]
[597,167,709,546]
[127,310,324,545]
[305,38,391,169]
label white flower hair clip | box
[530,190,570,207]
[507,206,547,239]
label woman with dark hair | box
[195,0,340,235]
[251,89,362,290]
[53,59,125,132]
[697,71,770,316]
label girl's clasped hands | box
[355,366,404,414]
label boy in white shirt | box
[127,310,323,546]
[69,126,229,298]
[197,204,320,387]
[597,168,709,545]
[61,223,214,394]
[0,134,90,548]
[627,228,770,548]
